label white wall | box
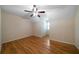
[75,6,79,49]
[0,8,1,51]
[31,16,49,37]
[32,20,47,37]
[1,10,32,43]
[49,6,77,44]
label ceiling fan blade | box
[24,10,32,12]
[30,14,33,17]
[38,15,40,17]
[38,11,45,13]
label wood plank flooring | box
[1,36,79,54]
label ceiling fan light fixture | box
[32,12,39,17]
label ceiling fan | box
[24,5,45,17]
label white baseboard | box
[50,39,74,45]
[32,34,42,38]
[75,44,79,49]
[2,35,32,44]
[2,35,43,44]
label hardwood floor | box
[1,36,79,54]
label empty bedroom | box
[0,5,79,54]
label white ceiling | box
[0,5,71,19]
